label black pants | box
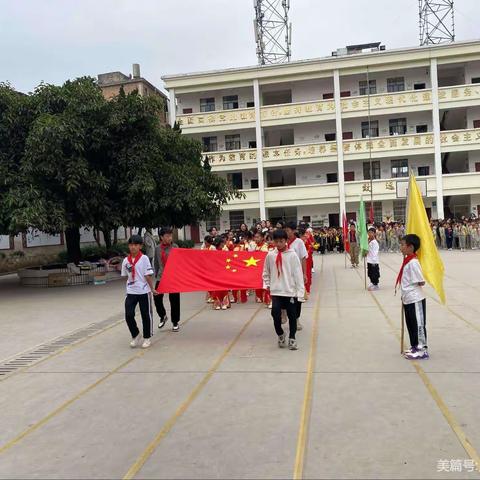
[154,282,180,326]
[367,263,380,286]
[125,293,153,339]
[272,296,298,339]
[403,299,427,349]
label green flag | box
[358,197,369,257]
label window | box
[248,141,257,149]
[389,118,407,136]
[326,173,338,183]
[359,79,377,95]
[363,161,381,180]
[343,131,353,140]
[387,77,405,92]
[227,172,243,189]
[366,201,383,222]
[200,98,215,112]
[251,179,259,188]
[344,171,355,181]
[229,210,245,230]
[262,90,292,105]
[268,207,297,225]
[416,124,428,133]
[246,101,255,108]
[414,82,426,90]
[472,77,480,84]
[266,168,296,187]
[206,216,219,231]
[361,120,379,138]
[182,108,193,114]
[223,95,238,110]
[391,159,409,178]
[340,91,351,97]
[323,92,334,99]
[225,134,241,150]
[325,133,336,142]
[475,162,480,172]
[302,216,311,223]
[393,200,406,222]
[474,120,480,129]
[418,166,430,176]
[202,136,217,152]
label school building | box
[162,40,480,241]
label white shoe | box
[141,338,151,349]
[130,334,142,348]
[278,334,286,348]
[288,339,298,350]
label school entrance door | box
[328,214,339,227]
[190,225,200,244]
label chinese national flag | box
[342,213,350,253]
[157,249,267,293]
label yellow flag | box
[406,172,446,304]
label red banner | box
[157,249,267,293]
[342,213,350,253]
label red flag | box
[342,213,350,253]
[157,249,267,293]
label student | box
[154,227,180,332]
[232,237,248,304]
[263,229,305,350]
[253,231,271,307]
[285,221,308,330]
[396,234,429,360]
[367,227,380,291]
[121,235,157,349]
[348,223,360,267]
[213,236,230,310]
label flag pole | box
[400,304,405,354]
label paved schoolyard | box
[0,252,479,479]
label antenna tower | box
[419,0,455,45]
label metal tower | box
[419,0,455,45]
[254,0,292,65]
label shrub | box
[0,252,6,260]
[57,250,69,263]
[11,250,25,257]
[176,239,195,249]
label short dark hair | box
[204,235,213,244]
[128,234,143,245]
[254,230,265,238]
[368,227,376,233]
[273,229,288,240]
[286,221,297,230]
[214,236,225,247]
[402,234,421,252]
[159,227,173,237]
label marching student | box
[253,231,271,307]
[201,234,215,303]
[285,221,308,330]
[397,234,429,360]
[367,227,380,291]
[232,237,248,304]
[154,227,180,332]
[300,228,313,298]
[348,223,360,267]
[121,235,157,349]
[213,236,230,310]
[263,229,305,351]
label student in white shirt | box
[121,235,157,349]
[367,227,380,291]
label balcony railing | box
[177,107,255,130]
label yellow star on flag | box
[243,256,260,267]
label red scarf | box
[160,243,170,266]
[395,254,417,290]
[287,237,296,248]
[127,252,143,281]
[256,241,265,250]
[275,247,288,277]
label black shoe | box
[172,324,180,332]
[158,316,168,329]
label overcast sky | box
[2,0,480,93]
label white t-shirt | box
[401,258,426,305]
[121,254,154,295]
[289,238,308,262]
[367,239,379,264]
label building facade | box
[163,40,480,237]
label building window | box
[366,201,383,222]
[322,92,334,99]
[325,133,336,142]
[344,171,355,181]
[225,134,241,150]
[473,120,480,129]
[229,210,245,230]
[206,216,219,231]
[268,207,297,225]
[359,79,377,95]
[200,97,215,112]
[202,136,217,152]
[391,159,409,178]
[363,161,381,180]
[251,179,259,188]
[182,108,193,114]
[343,131,353,140]
[416,124,428,133]
[246,101,255,108]
[227,172,243,189]
[389,118,407,135]
[223,95,239,110]
[393,200,406,222]
[361,120,379,138]
[414,82,426,90]
[248,141,257,149]
[418,166,430,176]
[326,173,338,183]
[475,162,480,172]
[387,77,405,92]
[266,168,296,187]
[472,77,480,84]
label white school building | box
[162,40,480,241]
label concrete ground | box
[0,252,479,479]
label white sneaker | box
[288,339,298,350]
[297,319,303,331]
[130,334,142,348]
[278,334,286,348]
[141,338,151,349]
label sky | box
[1,0,480,93]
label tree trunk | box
[113,228,118,245]
[103,229,112,250]
[65,226,81,264]
[93,227,101,247]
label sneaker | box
[288,339,298,350]
[221,304,228,310]
[367,283,373,289]
[297,319,303,331]
[141,338,151,349]
[172,324,180,332]
[213,300,221,310]
[158,316,167,329]
[256,298,263,303]
[129,334,142,348]
[404,347,429,360]
[278,334,286,348]
[267,303,272,309]
[368,285,379,291]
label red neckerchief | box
[256,241,265,250]
[395,254,417,292]
[127,252,143,281]
[275,246,289,277]
[287,237,296,248]
[160,243,170,265]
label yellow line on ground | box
[357,268,480,465]
[293,257,323,480]
[0,305,207,455]
[123,305,263,480]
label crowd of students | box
[431,219,480,251]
